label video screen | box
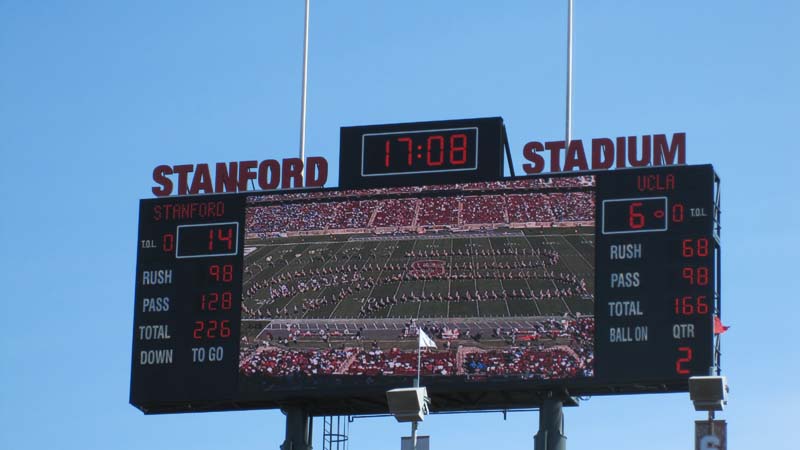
[238,177,596,387]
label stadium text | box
[522,133,686,174]
[151,157,329,197]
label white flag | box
[418,329,437,349]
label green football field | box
[241,227,594,323]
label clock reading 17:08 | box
[361,127,478,177]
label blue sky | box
[1,1,798,449]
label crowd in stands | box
[462,347,588,378]
[246,177,594,204]
[246,191,593,234]
[372,199,417,227]
[461,195,507,224]
[417,197,460,226]
[548,192,595,221]
[239,347,354,377]
[247,200,375,233]
[506,194,556,223]
[345,348,457,376]
[239,318,594,379]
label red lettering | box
[449,134,468,164]
[189,163,213,195]
[676,346,692,375]
[522,141,545,174]
[629,201,645,229]
[193,320,231,340]
[544,141,565,172]
[674,296,709,316]
[215,162,239,193]
[672,202,685,223]
[209,264,234,283]
[305,156,328,187]
[563,139,589,171]
[172,164,194,196]
[628,136,651,167]
[152,156,329,196]
[591,138,614,170]
[238,160,258,191]
[682,267,710,286]
[282,158,304,189]
[221,292,232,309]
[162,233,174,252]
[682,238,709,258]
[220,320,231,338]
[151,165,173,197]
[193,321,204,340]
[637,174,676,192]
[257,160,280,190]
[654,133,686,165]
[615,137,627,169]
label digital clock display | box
[339,117,505,189]
[361,127,478,176]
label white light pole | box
[566,0,573,152]
[299,0,311,175]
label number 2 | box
[676,346,692,374]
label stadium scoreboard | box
[131,118,720,415]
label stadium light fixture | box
[387,387,430,423]
[689,376,728,412]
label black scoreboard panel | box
[132,196,245,408]
[595,166,717,383]
[131,165,719,414]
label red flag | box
[714,316,730,334]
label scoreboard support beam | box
[280,407,313,450]
[534,397,568,450]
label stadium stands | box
[239,318,594,380]
[246,190,594,234]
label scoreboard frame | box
[131,165,721,415]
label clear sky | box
[1,1,798,449]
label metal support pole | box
[281,407,313,450]
[299,0,311,179]
[534,398,567,450]
[414,344,422,388]
[411,420,419,450]
[565,0,573,153]
[709,410,715,437]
